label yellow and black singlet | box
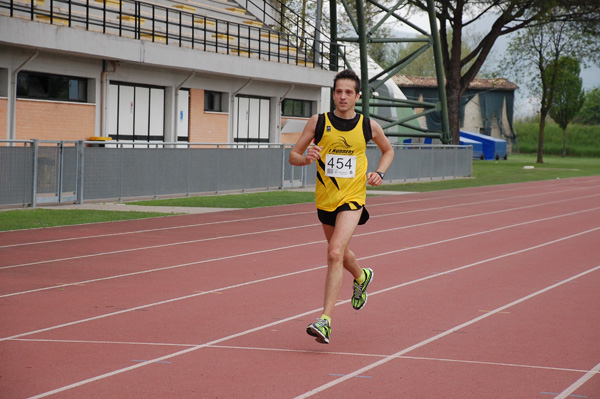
[314,112,373,212]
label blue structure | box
[460,131,507,160]
[459,137,484,160]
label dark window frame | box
[281,99,313,117]
[17,71,88,102]
[204,90,226,112]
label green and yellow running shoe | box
[306,318,331,344]
[351,268,374,310]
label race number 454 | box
[325,154,356,178]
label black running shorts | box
[317,203,370,226]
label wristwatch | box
[375,171,385,179]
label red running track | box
[1,176,599,399]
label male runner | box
[289,69,394,344]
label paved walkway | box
[33,190,414,214]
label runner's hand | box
[305,145,322,165]
[366,172,383,186]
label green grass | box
[371,154,600,192]
[128,191,316,209]
[1,154,598,231]
[0,209,169,232]
[514,122,600,157]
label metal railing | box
[1,140,473,208]
[0,0,344,69]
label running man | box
[289,69,394,344]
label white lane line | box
[293,265,600,399]
[2,179,597,249]
[2,191,599,272]
[11,340,599,376]
[3,225,598,342]
[2,204,599,300]
[0,211,314,249]
[21,263,600,399]
[22,307,324,399]
[0,227,600,342]
[554,361,600,399]
[0,223,317,270]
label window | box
[17,71,87,102]
[205,90,227,112]
[107,82,165,142]
[234,96,270,143]
[281,99,312,117]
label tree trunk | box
[446,84,462,144]
[537,114,546,164]
[562,126,567,157]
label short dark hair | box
[333,69,360,93]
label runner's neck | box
[333,110,356,120]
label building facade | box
[1,0,336,145]
[394,75,518,152]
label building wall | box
[462,93,513,154]
[280,116,307,144]
[1,43,328,144]
[500,97,513,153]
[189,88,228,143]
[15,99,95,141]
[462,93,484,134]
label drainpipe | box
[173,71,195,144]
[229,78,253,143]
[8,51,38,143]
[100,60,118,138]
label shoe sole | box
[352,268,374,310]
[307,325,329,344]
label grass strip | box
[0,209,169,232]
[128,190,316,209]
[372,154,600,193]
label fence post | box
[31,139,39,208]
[119,143,124,202]
[154,146,159,199]
[76,140,85,204]
[281,144,286,189]
[58,141,64,203]
[216,144,220,194]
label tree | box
[574,87,600,125]
[547,57,584,157]
[385,32,484,77]
[405,0,600,145]
[503,18,599,163]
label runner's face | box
[333,79,360,114]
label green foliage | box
[514,122,600,157]
[548,57,585,130]
[574,87,600,125]
[547,56,585,156]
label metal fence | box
[0,140,472,208]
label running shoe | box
[351,268,374,310]
[306,318,331,344]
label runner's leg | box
[321,209,362,317]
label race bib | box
[325,154,356,178]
